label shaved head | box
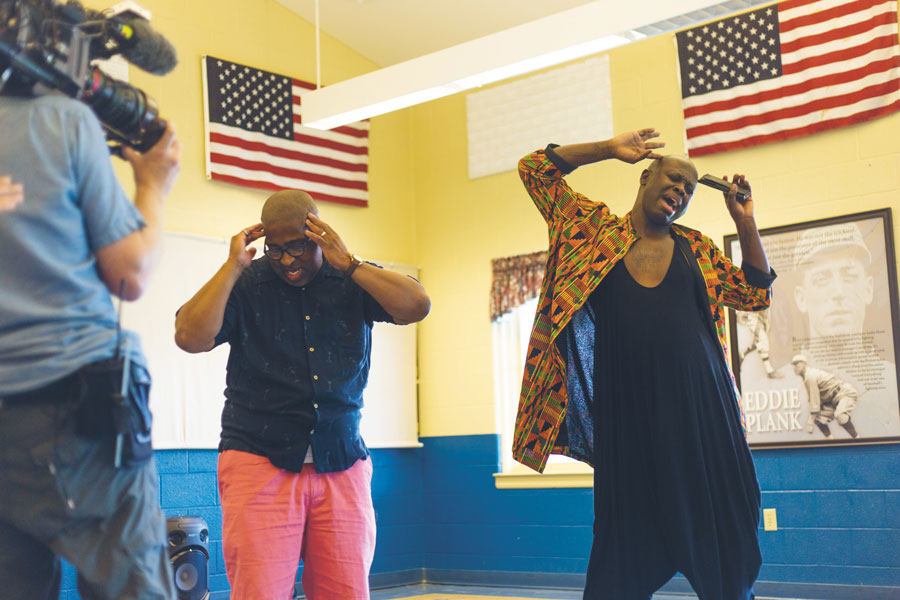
[261,190,317,228]
[260,190,322,286]
[646,154,697,178]
[634,153,699,231]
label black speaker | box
[167,516,210,600]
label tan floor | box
[366,583,703,600]
[389,596,571,600]
[366,583,585,600]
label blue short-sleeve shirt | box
[214,257,394,473]
[0,95,146,394]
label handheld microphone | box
[698,174,751,202]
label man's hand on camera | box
[122,121,181,197]
[0,176,24,212]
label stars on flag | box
[208,59,294,139]
[678,6,782,97]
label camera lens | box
[82,67,166,151]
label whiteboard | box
[120,231,420,449]
[360,261,421,448]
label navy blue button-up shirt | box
[213,257,393,473]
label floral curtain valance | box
[490,250,547,321]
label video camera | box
[0,0,176,156]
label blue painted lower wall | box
[753,444,900,589]
[419,435,900,597]
[422,435,591,579]
[60,447,426,600]
[60,435,900,598]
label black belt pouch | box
[76,357,153,468]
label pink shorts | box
[218,450,376,599]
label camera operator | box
[0,84,180,599]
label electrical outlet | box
[763,508,778,531]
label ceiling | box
[275,0,774,69]
[274,0,599,67]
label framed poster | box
[725,209,900,448]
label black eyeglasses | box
[264,239,312,260]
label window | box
[489,251,591,487]
[492,296,538,473]
[492,298,590,486]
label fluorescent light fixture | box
[302,34,634,130]
[447,35,634,92]
[300,0,763,130]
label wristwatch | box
[346,253,363,278]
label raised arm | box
[304,213,431,325]
[552,128,666,169]
[94,123,181,300]
[721,174,770,275]
[174,224,265,353]
[519,129,666,223]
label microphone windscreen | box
[118,18,177,76]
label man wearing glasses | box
[174,190,430,599]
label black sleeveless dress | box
[582,249,761,600]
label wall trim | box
[371,568,426,588]
[296,569,425,598]
[424,569,585,589]
[414,570,900,599]
[752,580,900,600]
[493,470,593,489]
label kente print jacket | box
[512,146,776,473]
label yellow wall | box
[412,33,900,437]
[88,2,900,439]
[99,0,418,264]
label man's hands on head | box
[231,223,265,269]
[300,212,431,323]
[304,212,352,272]
[0,176,23,212]
[174,220,259,354]
[609,128,666,164]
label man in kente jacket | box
[514,129,775,599]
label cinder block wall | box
[60,447,426,599]
[59,438,899,598]
[419,435,900,597]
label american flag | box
[202,56,369,207]
[676,0,900,157]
